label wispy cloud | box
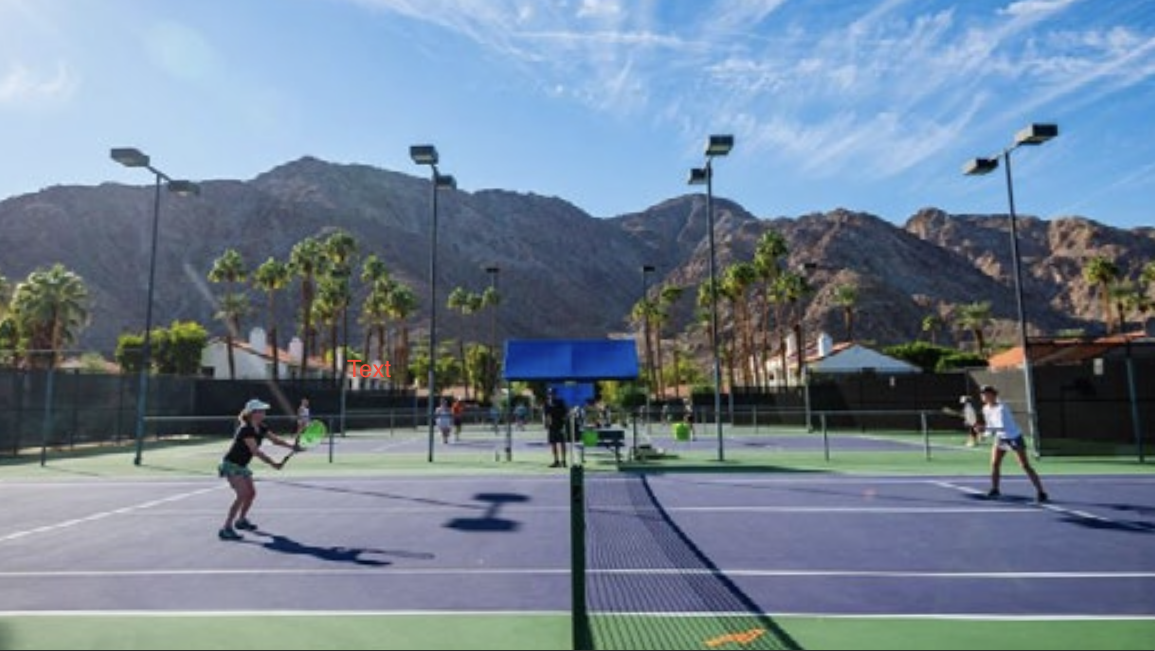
[575,0,623,20]
[351,0,1155,180]
[999,0,1080,19]
[0,62,76,105]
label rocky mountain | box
[1,156,1151,359]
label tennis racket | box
[940,406,962,418]
[284,420,328,463]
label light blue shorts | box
[218,460,253,478]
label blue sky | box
[2,0,1153,229]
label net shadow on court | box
[582,472,800,650]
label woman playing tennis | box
[217,398,300,541]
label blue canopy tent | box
[503,339,640,383]
[548,383,596,409]
[500,339,640,461]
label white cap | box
[243,398,271,414]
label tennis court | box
[1,424,1153,649]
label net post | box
[820,412,829,462]
[570,464,591,650]
[327,416,335,464]
[921,411,931,460]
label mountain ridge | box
[1,156,1151,359]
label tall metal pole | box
[485,265,509,460]
[111,148,198,467]
[705,162,724,462]
[487,266,500,402]
[1002,152,1040,458]
[641,265,654,442]
[964,124,1056,460]
[426,175,440,463]
[133,172,163,466]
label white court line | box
[0,486,220,543]
[0,475,565,488]
[0,609,572,614]
[0,610,1149,621]
[595,611,1155,621]
[664,475,1155,485]
[656,506,1033,514]
[138,505,570,516]
[931,480,1118,524]
[129,505,1029,516]
[2,568,1151,579]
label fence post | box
[921,411,931,460]
[40,367,55,467]
[821,412,830,462]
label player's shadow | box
[445,492,528,532]
[248,531,431,565]
[271,478,480,510]
[965,493,1155,533]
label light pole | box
[110,147,199,466]
[688,134,733,462]
[487,264,505,457]
[410,144,456,463]
[485,265,501,393]
[963,123,1058,458]
[641,264,655,440]
[796,262,820,432]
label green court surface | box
[2,428,1151,480]
[1,614,1152,650]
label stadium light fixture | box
[109,147,198,466]
[963,123,1059,458]
[687,133,733,462]
[410,144,454,463]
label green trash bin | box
[582,429,599,447]
[673,422,691,442]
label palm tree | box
[480,283,501,397]
[1141,261,1155,292]
[213,293,250,378]
[631,294,657,397]
[653,284,684,398]
[289,237,326,377]
[776,270,811,386]
[722,262,758,388]
[0,274,12,365]
[385,283,418,388]
[832,284,859,341]
[252,257,291,383]
[0,274,10,317]
[323,230,358,380]
[1109,279,1141,333]
[359,254,393,372]
[447,287,483,399]
[208,248,248,379]
[1083,256,1120,334]
[956,301,992,354]
[753,230,788,388]
[921,314,945,345]
[695,277,722,388]
[1140,261,1155,322]
[0,318,17,367]
[313,275,345,381]
[9,264,90,368]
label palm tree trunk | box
[226,333,236,380]
[268,293,279,384]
